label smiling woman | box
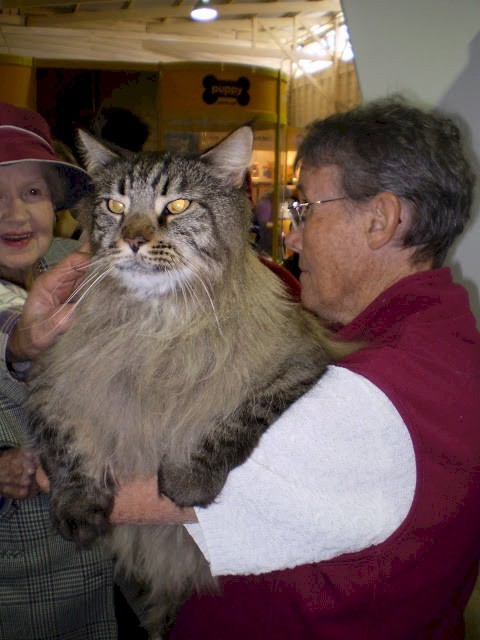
[0,164,55,286]
[0,102,91,289]
[0,102,120,640]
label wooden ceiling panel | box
[0,0,343,68]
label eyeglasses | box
[289,197,347,229]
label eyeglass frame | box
[288,197,347,230]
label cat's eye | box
[107,199,125,215]
[166,199,191,215]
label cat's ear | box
[201,126,253,188]
[76,129,121,174]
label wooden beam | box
[142,38,332,62]
[6,0,340,15]
[28,6,337,27]
[146,17,323,35]
[0,29,165,60]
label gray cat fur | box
[27,126,352,637]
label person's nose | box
[1,196,29,224]
[284,225,303,254]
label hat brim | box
[0,158,92,212]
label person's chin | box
[5,245,42,271]
[4,256,34,272]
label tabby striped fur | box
[27,127,351,637]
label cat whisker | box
[42,257,109,308]
[178,275,197,319]
[179,254,215,297]
[46,254,105,279]
[171,270,181,317]
[16,260,112,335]
[176,255,222,336]
[68,265,116,312]
[52,262,111,314]
[193,279,223,336]
[42,257,102,300]
[60,265,117,332]
[47,263,116,332]
[179,271,216,335]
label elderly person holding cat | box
[30,98,480,639]
[0,102,118,639]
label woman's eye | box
[107,199,125,215]
[25,184,48,200]
[166,199,190,215]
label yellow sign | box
[160,63,287,130]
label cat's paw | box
[157,463,226,508]
[51,489,114,546]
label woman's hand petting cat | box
[7,245,91,363]
[0,447,40,499]
[35,467,197,525]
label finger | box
[25,478,41,499]
[5,468,31,483]
[40,302,77,336]
[32,247,92,307]
[41,258,89,299]
[36,466,51,493]
[19,449,39,475]
[0,483,30,500]
[78,241,91,256]
[0,449,36,477]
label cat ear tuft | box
[76,129,121,174]
[201,126,253,188]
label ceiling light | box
[190,0,218,22]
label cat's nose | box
[124,236,147,253]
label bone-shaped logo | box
[202,75,250,106]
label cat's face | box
[76,127,253,297]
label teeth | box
[2,234,31,240]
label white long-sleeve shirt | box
[185,366,416,576]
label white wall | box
[341,0,480,321]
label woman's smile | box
[0,231,35,248]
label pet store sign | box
[160,65,286,126]
[202,75,250,106]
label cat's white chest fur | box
[115,265,189,297]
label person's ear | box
[365,191,402,250]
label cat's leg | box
[158,367,324,507]
[158,403,276,507]
[30,414,115,546]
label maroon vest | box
[170,268,480,639]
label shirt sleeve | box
[0,307,24,379]
[0,282,28,312]
[0,307,31,448]
[0,239,79,451]
[184,365,416,576]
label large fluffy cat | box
[27,127,351,636]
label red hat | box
[0,102,92,210]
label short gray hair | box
[295,97,475,267]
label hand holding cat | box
[109,476,197,525]
[35,467,197,525]
[0,447,40,499]
[7,245,91,363]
